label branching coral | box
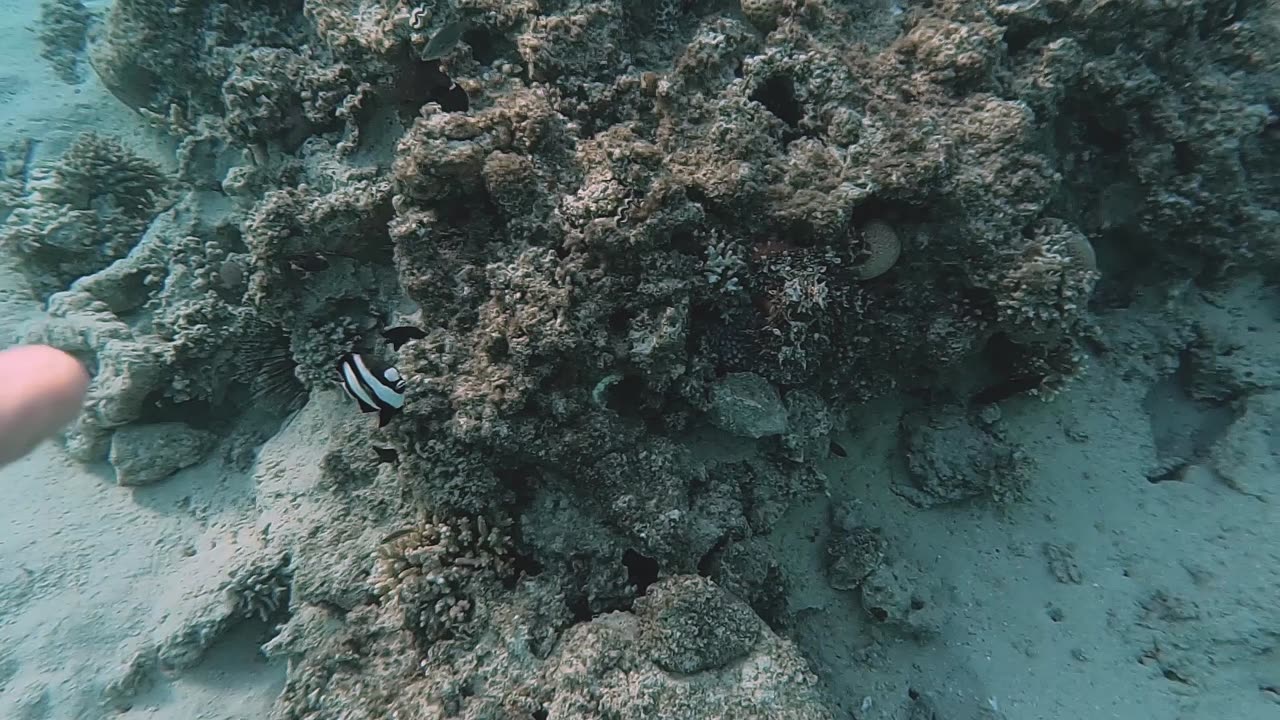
[0,133,167,298]
[994,218,1099,344]
[369,516,515,646]
[227,556,294,622]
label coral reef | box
[227,555,294,623]
[634,575,761,674]
[0,140,35,230]
[4,0,1276,714]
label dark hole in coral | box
[751,75,803,129]
[684,184,709,208]
[851,197,924,227]
[1074,108,1127,155]
[868,606,889,622]
[487,335,509,361]
[568,594,593,623]
[215,223,247,254]
[439,200,474,226]
[623,548,660,594]
[607,307,634,333]
[497,465,540,509]
[393,57,469,121]
[668,227,702,257]
[1172,141,1196,175]
[462,26,511,66]
[1089,227,1145,309]
[696,537,730,577]
[970,333,1045,405]
[140,393,225,432]
[99,60,161,115]
[533,710,548,720]
[603,374,651,417]
[1003,25,1039,56]
[435,81,470,112]
[909,598,925,611]
[512,551,544,579]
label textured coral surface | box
[2,0,1278,717]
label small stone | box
[826,503,886,591]
[853,221,901,280]
[1042,542,1083,584]
[707,372,788,438]
[110,422,217,486]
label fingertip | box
[5,343,91,394]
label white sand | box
[1,2,1276,719]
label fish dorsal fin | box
[382,326,427,350]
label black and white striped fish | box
[336,353,406,427]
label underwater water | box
[1,0,1278,718]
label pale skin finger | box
[0,345,91,467]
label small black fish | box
[283,253,331,273]
[423,20,468,60]
[337,352,406,427]
[382,325,427,350]
[373,446,399,464]
[829,440,848,458]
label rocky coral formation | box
[109,421,218,486]
[825,502,886,591]
[0,133,167,298]
[274,571,830,720]
[897,404,1033,507]
[3,0,1276,714]
[38,0,92,84]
